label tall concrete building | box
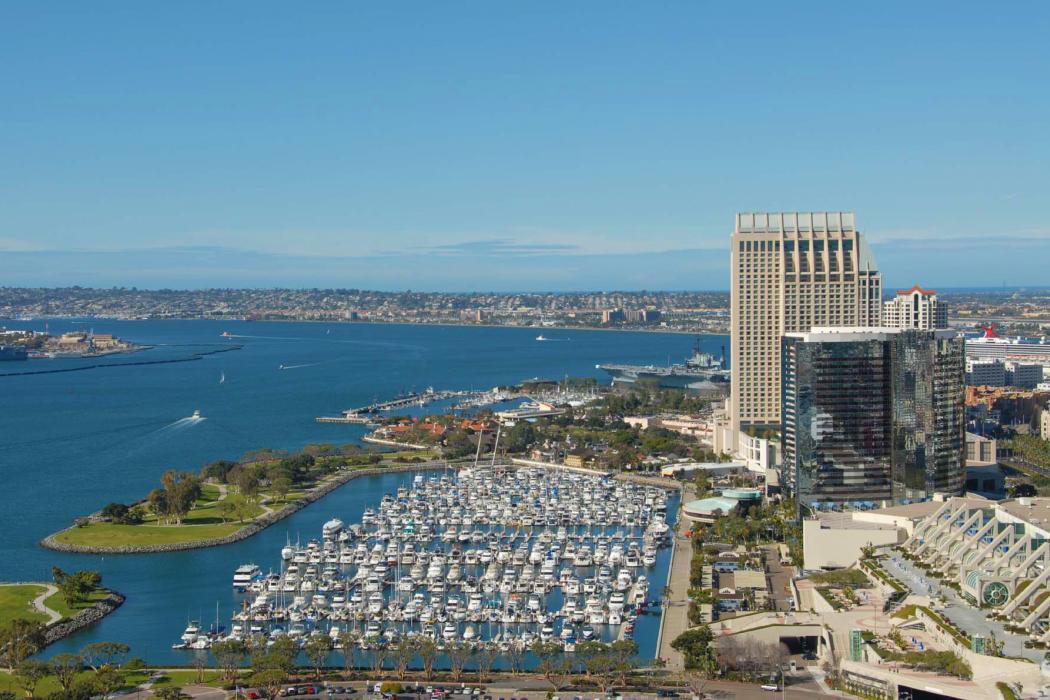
[883,284,948,329]
[730,212,882,434]
[781,327,965,514]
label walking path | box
[0,582,62,624]
[883,553,1041,662]
[31,584,61,624]
[657,484,696,670]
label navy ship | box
[0,345,28,361]
[596,339,729,390]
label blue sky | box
[1,2,1047,290]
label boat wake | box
[278,363,318,370]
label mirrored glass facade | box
[782,328,964,516]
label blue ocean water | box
[0,320,721,665]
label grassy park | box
[0,582,112,629]
[50,445,437,550]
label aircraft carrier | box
[596,339,729,390]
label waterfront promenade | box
[657,483,696,670]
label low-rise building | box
[681,488,763,525]
[1007,361,1045,389]
[802,513,901,570]
[967,358,1007,386]
[659,461,746,479]
[965,432,998,466]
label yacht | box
[233,564,260,589]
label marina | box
[172,466,676,659]
[2,319,696,665]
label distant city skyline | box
[1,236,1048,291]
[2,2,1048,290]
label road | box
[762,546,795,613]
[162,678,830,700]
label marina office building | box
[729,212,882,438]
[781,327,966,514]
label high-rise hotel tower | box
[730,212,882,434]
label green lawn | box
[43,586,113,620]
[0,584,52,627]
[0,669,152,696]
[55,484,269,548]
[1,582,116,629]
[55,520,247,547]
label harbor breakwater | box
[44,590,126,645]
[40,463,446,555]
[0,344,242,378]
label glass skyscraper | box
[782,328,964,515]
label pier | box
[316,388,481,424]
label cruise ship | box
[966,325,1050,364]
[596,339,729,390]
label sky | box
[1,2,1048,291]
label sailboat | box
[219,372,226,384]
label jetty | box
[316,388,481,424]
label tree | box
[212,638,246,683]
[154,687,191,700]
[99,502,130,523]
[147,488,169,519]
[50,653,83,697]
[304,634,333,680]
[271,476,292,503]
[15,660,50,698]
[233,495,255,523]
[576,641,616,690]
[201,459,237,482]
[474,644,499,682]
[160,469,202,524]
[51,568,102,607]
[81,641,130,671]
[218,498,236,523]
[504,643,525,676]
[93,664,126,699]
[250,669,287,700]
[0,619,46,668]
[679,670,710,700]
[417,637,438,680]
[609,639,638,687]
[338,630,357,677]
[233,466,262,503]
[265,635,299,674]
[671,626,716,675]
[531,640,570,690]
[368,644,388,677]
[446,641,473,682]
[391,637,416,680]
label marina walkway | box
[657,484,696,670]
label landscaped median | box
[41,456,442,554]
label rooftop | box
[998,498,1050,530]
[896,284,937,296]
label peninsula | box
[43,445,438,554]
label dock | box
[316,388,475,424]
